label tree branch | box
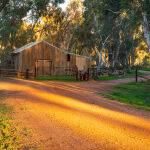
[106,9,120,14]
[0,0,9,12]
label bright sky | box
[60,0,70,10]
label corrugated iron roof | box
[13,41,41,54]
[12,40,90,59]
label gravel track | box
[0,78,150,150]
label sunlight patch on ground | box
[0,80,150,149]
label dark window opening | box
[67,54,71,62]
[8,60,11,64]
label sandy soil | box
[0,78,150,150]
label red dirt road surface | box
[0,78,150,150]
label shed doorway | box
[35,60,53,77]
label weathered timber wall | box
[12,41,90,78]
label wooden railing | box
[0,69,17,77]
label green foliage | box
[36,75,77,82]
[1,0,150,68]
[0,117,20,150]
[104,82,150,111]
[82,0,150,68]
[0,0,64,63]
[142,68,150,71]
[0,96,21,149]
[34,0,84,54]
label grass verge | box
[36,75,77,82]
[97,70,144,81]
[103,81,150,111]
[142,68,150,71]
[0,95,20,149]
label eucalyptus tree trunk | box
[113,51,119,68]
[97,50,104,70]
[97,34,111,70]
[143,12,150,52]
[112,42,120,70]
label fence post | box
[135,66,138,83]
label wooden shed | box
[11,41,90,78]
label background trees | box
[34,0,84,52]
[81,0,150,70]
[0,0,64,63]
[0,0,149,69]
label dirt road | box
[0,79,150,150]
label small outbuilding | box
[11,41,90,78]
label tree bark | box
[113,42,120,69]
[143,12,150,52]
[0,0,9,12]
